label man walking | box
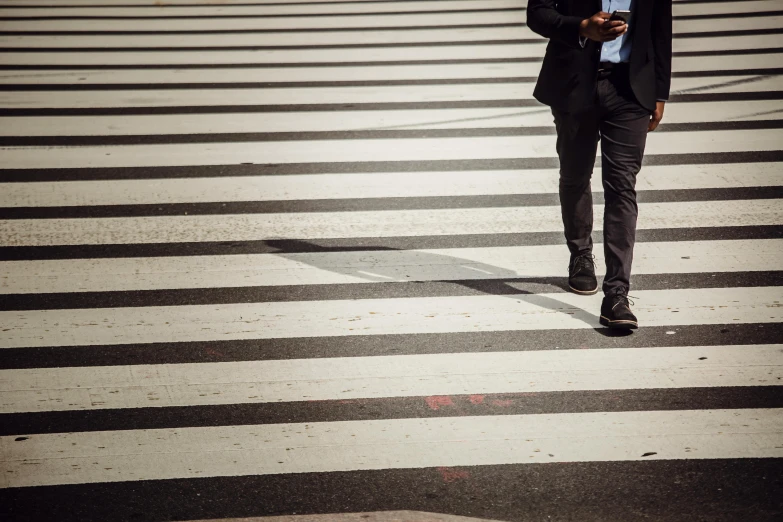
[527,0,673,329]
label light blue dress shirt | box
[601,0,634,63]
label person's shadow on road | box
[263,239,631,337]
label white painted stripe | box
[12,0,777,17]
[2,48,781,69]
[2,344,781,413]
[0,10,772,33]
[3,163,778,207]
[1,199,780,247]
[0,0,524,17]
[0,27,534,48]
[1,101,780,135]
[0,32,775,55]
[1,76,781,110]
[0,286,780,348]
[0,44,549,66]
[4,80,777,110]
[2,408,781,488]
[672,75,783,95]
[2,239,779,294]
[1,61,777,87]
[673,33,783,53]
[0,0,406,5]
[0,63,532,85]
[3,129,782,170]
[1,15,778,33]
[0,11,529,31]
[0,83,537,109]
[3,34,781,65]
[675,0,782,16]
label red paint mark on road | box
[425,396,454,410]
[437,467,470,483]
[205,348,224,357]
[468,395,485,404]
[490,399,514,407]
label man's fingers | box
[649,113,662,132]
[603,23,627,34]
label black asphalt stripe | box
[5,128,564,147]
[1,48,782,71]
[0,22,526,36]
[2,387,781,437]
[3,187,781,220]
[0,39,545,52]
[3,121,783,147]
[0,99,543,117]
[3,271,780,311]
[4,225,779,262]
[2,460,782,522]
[0,77,540,91]
[674,67,783,77]
[1,151,781,183]
[2,25,779,37]
[675,47,783,57]
[1,92,780,117]
[676,27,783,38]
[4,44,782,55]
[610,88,779,102]
[4,8,776,20]
[0,7,525,20]
[0,322,779,370]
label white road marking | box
[1,199,780,246]
[1,344,780,413]
[2,101,781,135]
[4,163,778,207]
[0,286,780,348]
[1,239,780,294]
[2,129,781,169]
[0,0,524,17]
[2,408,781,488]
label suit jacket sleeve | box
[526,0,585,49]
[651,0,673,101]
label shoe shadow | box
[263,239,610,330]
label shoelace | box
[610,291,637,310]
[569,254,596,276]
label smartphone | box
[609,10,631,23]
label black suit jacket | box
[527,0,672,112]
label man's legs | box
[551,107,601,260]
[597,75,651,296]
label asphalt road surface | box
[0,0,782,520]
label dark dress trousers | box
[527,0,672,295]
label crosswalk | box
[0,0,782,520]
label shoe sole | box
[569,285,599,296]
[599,315,638,329]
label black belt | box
[598,61,628,73]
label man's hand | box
[579,12,627,42]
[648,101,665,131]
